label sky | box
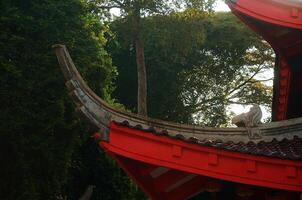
[213,1,273,121]
[111,0,231,16]
[214,0,230,12]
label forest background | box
[0,0,273,199]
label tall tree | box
[179,12,274,126]
[95,0,216,116]
[0,0,138,199]
[109,11,273,126]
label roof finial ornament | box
[232,105,263,139]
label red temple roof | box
[53,0,302,199]
[228,0,302,121]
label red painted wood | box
[98,124,302,192]
[164,176,206,200]
[105,152,161,199]
[264,190,300,200]
[91,3,302,199]
[204,180,222,193]
[276,58,291,121]
[228,0,302,122]
[235,184,255,198]
[153,169,189,192]
[139,164,158,176]
[229,0,302,30]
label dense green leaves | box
[180,12,274,125]
[97,0,217,116]
[1,0,274,199]
[95,0,216,16]
[109,11,273,126]
[0,0,136,199]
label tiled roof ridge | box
[53,44,302,160]
[113,120,302,160]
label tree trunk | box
[134,14,147,116]
[78,185,95,200]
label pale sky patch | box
[214,0,230,12]
[213,1,273,121]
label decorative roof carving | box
[53,44,302,160]
[232,105,262,128]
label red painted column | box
[276,58,291,121]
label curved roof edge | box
[96,124,302,192]
[53,44,302,160]
[227,0,302,30]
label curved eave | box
[228,0,302,122]
[52,44,302,145]
[228,0,302,56]
[228,0,302,30]
[96,123,302,192]
[53,44,302,198]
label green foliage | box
[96,0,217,116]
[0,0,274,199]
[180,12,274,126]
[64,139,145,200]
[109,11,273,126]
[0,0,138,199]
[183,0,216,11]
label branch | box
[96,0,124,10]
[227,65,264,95]
[226,100,253,106]
[78,185,95,200]
[111,0,124,7]
[185,96,221,111]
[249,78,273,83]
[97,5,121,10]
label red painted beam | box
[276,31,302,49]
[106,153,161,200]
[228,0,302,30]
[99,123,302,192]
[228,0,302,122]
[275,58,291,121]
[138,163,158,176]
[164,176,206,200]
[153,169,190,192]
[264,190,300,200]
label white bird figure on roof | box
[232,105,262,127]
